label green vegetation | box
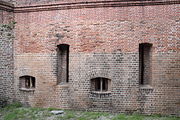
[0,21,17,30]
[0,103,179,120]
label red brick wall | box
[3,0,180,116]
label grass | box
[0,103,179,120]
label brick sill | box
[19,88,35,92]
[91,91,111,94]
[57,83,69,88]
[90,91,112,98]
[140,85,153,89]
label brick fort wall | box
[0,1,14,106]
[0,0,180,116]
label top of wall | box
[1,0,179,13]
[13,0,180,13]
[0,0,14,11]
[13,0,180,6]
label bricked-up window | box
[57,44,69,84]
[139,43,152,85]
[91,77,111,92]
[19,76,36,89]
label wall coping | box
[0,0,179,13]
[0,0,14,12]
[14,0,180,13]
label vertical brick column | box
[0,1,14,105]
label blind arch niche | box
[57,44,69,84]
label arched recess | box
[57,44,70,84]
[139,43,153,85]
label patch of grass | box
[1,105,180,120]
[4,108,27,120]
[112,114,126,120]
[112,113,180,120]
[58,110,76,120]
[83,111,109,119]
[47,107,60,111]
[151,114,163,118]
[4,102,22,110]
[4,112,17,120]
[2,104,52,120]
[78,117,87,120]
[66,113,75,119]
[65,111,76,119]
[128,114,144,120]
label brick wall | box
[13,2,180,116]
[0,0,179,116]
[0,1,14,24]
[0,1,14,106]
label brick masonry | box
[0,1,14,106]
[0,0,180,116]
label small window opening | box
[139,43,152,85]
[57,44,69,84]
[91,77,111,92]
[20,76,36,89]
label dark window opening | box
[95,79,101,91]
[139,43,152,85]
[57,44,69,84]
[20,76,36,89]
[102,79,108,91]
[91,77,111,92]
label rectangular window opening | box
[20,76,36,89]
[139,43,152,85]
[92,77,110,92]
[57,44,69,84]
[95,79,101,91]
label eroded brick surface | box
[0,10,14,105]
[0,0,179,116]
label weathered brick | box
[0,0,179,116]
[0,3,14,106]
